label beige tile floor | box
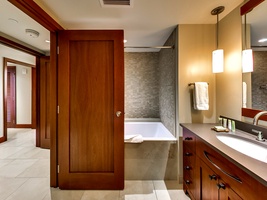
[0,129,190,200]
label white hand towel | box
[193,82,209,110]
[124,134,143,143]
[242,82,247,108]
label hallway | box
[0,129,189,200]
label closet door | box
[57,30,124,189]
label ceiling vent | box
[100,0,132,7]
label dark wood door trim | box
[7,66,16,128]
[8,0,64,32]
[0,36,44,57]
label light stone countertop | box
[180,123,267,187]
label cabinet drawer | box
[183,129,195,152]
[196,137,267,200]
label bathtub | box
[124,121,177,142]
[124,121,177,180]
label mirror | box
[242,0,267,114]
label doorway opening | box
[3,57,36,142]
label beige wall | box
[178,24,216,124]
[216,7,243,120]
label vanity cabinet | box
[182,126,267,200]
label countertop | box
[180,123,267,187]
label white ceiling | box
[0,0,245,53]
[246,0,267,48]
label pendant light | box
[211,6,225,73]
[242,14,253,73]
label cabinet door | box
[200,159,218,200]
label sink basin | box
[216,134,267,163]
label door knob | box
[116,111,122,117]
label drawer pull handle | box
[209,174,217,180]
[217,183,226,190]
[185,152,192,156]
[203,151,242,183]
[185,180,190,185]
[185,137,193,141]
[185,166,191,170]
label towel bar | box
[188,82,209,86]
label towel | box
[124,134,143,143]
[242,82,247,108]
[193,82,209,110]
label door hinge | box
[57,105,59,114]
[57,46,59,54]
[57,165,59,173]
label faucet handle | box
[253,129,265,141]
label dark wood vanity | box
[181,123,267,200]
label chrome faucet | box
[252,111,267,125]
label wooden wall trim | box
[242,108,267,121]
[240,0,265,15]
[0,36,44,57]
[15,124,32,128]
[49,32,58,187]
[8,0,64,32]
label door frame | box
[3,58,36,139]
[6,66,16,128]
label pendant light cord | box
[244,14,247,50]
[216,14,219,49]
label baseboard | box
[15,124,32,128]
[0,136,6,143]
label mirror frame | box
[241,0,267,121]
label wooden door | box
[57,30,124,189]
[7,66,16,128]
[39,56,51,149]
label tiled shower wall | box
[252,51,267,110]
[125,52,160,118]
[124,28,177,135]
[158,29,177,135]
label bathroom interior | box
[0,0,267,198]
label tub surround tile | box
[125,142,177,180]
[125,52,160,119]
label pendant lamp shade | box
[212,49,224,73]
[242,49,253,73]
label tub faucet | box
[253,111,267,125]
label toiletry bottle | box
[223,118,227,128]
[228,119,232,130]
[231,120,235,132]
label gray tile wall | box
[158,29,177,135]
[125,52,160,118]
[252,51,267,110]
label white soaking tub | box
[124,121,176,142]
[124,120,177,180]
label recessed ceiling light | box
[123,39,127,43]
[258,38,267,43]
[25,29,39,38]
[8,18,18,23]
